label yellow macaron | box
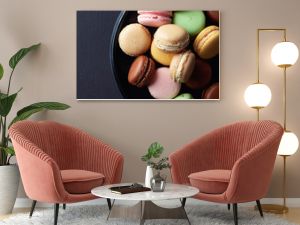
[193,25,219,59]
[150,42,176,66]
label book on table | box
[110,183,151,194]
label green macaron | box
[173,11,206,37]
[174,93,194,100]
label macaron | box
[186,59,212,89]
[137,11,172,27]
[174,93,194,99]
[128,55,156,87]
[148,67,181,99]
[153,24,189,53]
[170,50,195,83]
[118,23,152,56]
[150,42,176,66]
[173,11,206,37]
[193,25,219,59]
[207,11,219,23]
[138,11,172,17]
[202,83,219,99]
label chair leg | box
[63,204,66,210]
[181,198,187,207]
[256,200,264,217]
[54,204,59,225]
[29,200,37,217]
[107,198,112,210]
[233,203,238,225]
[227,204,230,210]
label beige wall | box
[1,0,300,198]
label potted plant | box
[0,43,70,215]
[141,142,171,191]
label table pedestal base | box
[107,200,191,225]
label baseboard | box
[14,197,300,208]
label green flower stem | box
[0,116,2,138]
[0,117,2,165]
[1,117,7,165]
[6,68,15,96]
[0,68,15,165]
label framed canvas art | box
[77,11,220,100]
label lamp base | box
[255,204,288,214]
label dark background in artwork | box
[77,11,123,99]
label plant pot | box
[150,171,166,192]
[145,165,153,188]
[0,165,20,215]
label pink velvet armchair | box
[169,120,283,225]
[9,120,124,225]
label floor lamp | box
[244,28,299,214]
[271,36,299,213]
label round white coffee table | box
[92,183,199,225]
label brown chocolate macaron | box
[128,55,156,87]
[202,83,219,99]
[186,59,212,89]
[207,11,219,23]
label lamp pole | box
[283,155,287,208]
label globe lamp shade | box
[244,83,272,109]
[277,131,299,156]
[271,42,299,67]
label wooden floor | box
[1,207,300,224]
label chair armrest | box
[169,131,220,184]
[73,132,124,185]
[225,133,282,203]
[11,139,67,203]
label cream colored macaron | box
[170,50,195,83]
[193,25,219,59]
[153,24,189,53]
[118,23,152,56]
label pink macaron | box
[148,67,181,99]
[138,11,172,27]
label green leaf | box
[10,108,43,126]
[0,93,18,116]
[141,154,151,162]
[141,142,165,164]
[9,43,41,69]
[17,102,70,116]
[0,64,3,80]
[2,147,15,156]
[0,93,8,99]
[148,142,164,158]
[9,102,70,128]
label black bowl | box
[110,11,154,99]
[110,11,219,99]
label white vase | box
[145,165,153,188]
[0,165,20,215]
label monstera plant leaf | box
[9,43,41,69]
[141,142,164,161]
[148,142,164,158]
[9,102,70,128]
